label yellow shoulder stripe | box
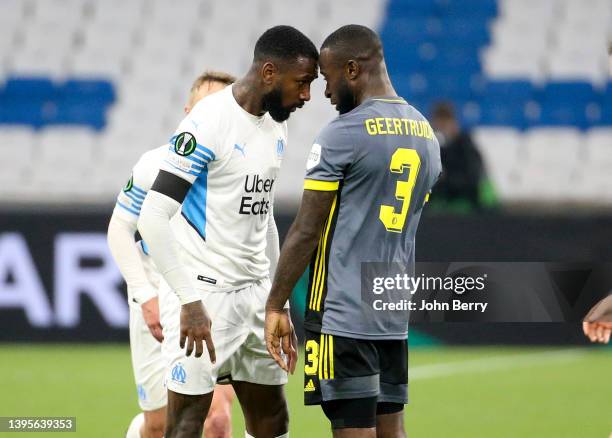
[304,179,339,191]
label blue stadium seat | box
[381,17,443,45]
[479,102,527,129]
[426,72,482,101]
[419,44,481,72]
[0,76,114,130]
[0,102,45,128]
[2,77,57,102]
[386,0,437,18]
[437,18,490,45]
[47,102,107,131]
[385,44,424,75]
[538,81,598,105]
[58,79,116,105]
[482,80,533,105]
[435,0,498,18]
[527,101,588,129]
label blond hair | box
[190,71,236,96]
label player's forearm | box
[266,221,320,311]
[107,214,156,304]
[138,190,200,305]
[266,210,280,279]
[584,294,612,323]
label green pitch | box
[0,344,610,437]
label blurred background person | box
[430,101,487,212]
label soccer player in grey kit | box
[265,25,441,437]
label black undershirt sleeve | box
[150,170,192,204]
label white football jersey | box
[113,145,168,299]
[114,145,167,226]
[160,85,287,291]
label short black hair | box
[431,101,457,121]
[321,24,383,61]
[254,25,318,63]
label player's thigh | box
[129,304,167,411]
[374,340,407,438]
[303,329,379,407]
[164,289,248,396]
[231,381,288,436]
[227,280,288,387]
[376,339,408,405]
[166,390,214,438]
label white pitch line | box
[411,349,587,381]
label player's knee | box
[271,398,289,428]
[250,399,288,436]
[204,409,232,438]
[142,417,165,438]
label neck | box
[232,68,265,117]
[355,63,397,106]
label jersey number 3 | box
[379,148,421,233]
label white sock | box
[126,413,144,438]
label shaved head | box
[320,24,383,64]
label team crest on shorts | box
[137,384,147,401]
[171,362,187,384]
[174,132,197,156]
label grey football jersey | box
[303,97,441,340]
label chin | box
[270,111,291,122]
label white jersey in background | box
[113,145,168,304]
[160,84,287,291]
[109,145,168,412]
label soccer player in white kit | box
[107,72,237,438]
[138,26,318,438]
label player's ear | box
[346,60,359,80]
[261,61,278,85]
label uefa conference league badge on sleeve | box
[174,132,197,157]
[167,132,198,173]
[123,174,134,192]
[360,262,612,323]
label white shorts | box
[160,278,288,395]
[129,302,168,411]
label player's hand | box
[141,296,164,343]
[583,321,612,344]
[180,300,216,362]
[265,309,297,373]
[289,313,299,374]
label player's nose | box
[299,88,311,102]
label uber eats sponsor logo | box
[239,174,275,215]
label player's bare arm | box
[139,170,216,362]
[265,189,336,371]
